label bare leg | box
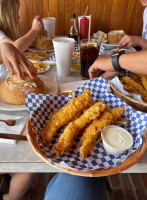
[3,173,35,200]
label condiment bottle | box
[80,13,89,41]
[68,14,78,43]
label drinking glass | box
[80,39,100,79]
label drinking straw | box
[85,6,88,15]
[88,15,91,42]
[47,11,49,17]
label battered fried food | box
[80,107,125,160]
[134,74,147,91]
[54,102,107,155]
[41,87,91,145]
[123,85,139,94]
[121,76,147,102]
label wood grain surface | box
[19,0,144,36]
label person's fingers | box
[118,41,122,49]
[3,58,14,75]
[27,60,38,75]
[89,66,102,79]
[10,57,23,79]
[119,40,129,48]
[34,15,40,19]
[22,60,37,78]
[101,71,118,79]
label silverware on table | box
[0,115,28,126]
[0,133,27,140]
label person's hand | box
[88,56,116,79]
[100,71,119,79]
[118,35,141,48]
[31,15,43,34]
[0,42,37,80]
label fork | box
[0,115,28,126]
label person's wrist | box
[118,53,125,70]
[111,50,125,72]
[138,37,144,47]
[30,28,38,40]
[108,56,115,71]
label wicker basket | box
[110,83,147,113]
[26,117,147,177]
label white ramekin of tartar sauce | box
[101,125,133,156]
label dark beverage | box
[68,33,78,43]
[80,42,100,79]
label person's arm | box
[0,16,43,53]
[0,42,37,79]
[119,50,147,73]
[89,50,147,79]
[118,35,147,49]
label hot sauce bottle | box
[68,14,78,43]
[80,12,89,41]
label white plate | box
[31,61,50,74]
[24,52,50,61]
[0,75,58,111]
[102,43,118,50]
[28,47,54,53]
[110,47,136,54]
[101,47,136,56]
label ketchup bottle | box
[80,13,89,41]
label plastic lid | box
[71,14,76,18]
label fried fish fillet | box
[121,76,147,101]
[80,107,125,160]
[135,74,147,91]
[41,87,91,145]
[123,84,139,94]
[54,102,107,155]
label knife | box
[0,133,27,141]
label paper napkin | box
[0,114,27,144]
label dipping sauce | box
[101,125,133,156]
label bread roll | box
[97,31,108,44]
[35,36,53,50]
[0,72,46,105]
[108,30,125,44]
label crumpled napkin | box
[0,114,27,144]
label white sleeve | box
[0,31,8,77]
[0,30,7,41]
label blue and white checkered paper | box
[47,42,104,64]
[25,77,147,171]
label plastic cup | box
[78,15,90,31]
[53,37,75,77]
[42,17,56,38]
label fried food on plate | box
[121,76,147,102]
[54,102,107,155]
[72,51,80,60]
[80,107,125,160]
[26,52,48,60]
[31,61,47,72]
[41,87,91,145]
